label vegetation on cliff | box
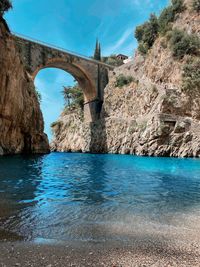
[115,74,135,88]
[62,83,84,110]
[135,0,200,78]
[192,0,200,12]
[158,0,185,34]
[135,14,159,55]
[102,55,124,66]
[52,0,200,157]
[169,29,200,59]
[0,0,12,16]
[135,0,185,54]
[182,57,200,93]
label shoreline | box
[0,239,200,267]
[2,151,200,159]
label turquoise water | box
[0,152,200,244]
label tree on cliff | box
[0,0,12,16]
[135,13,159,54]
[93,39,101,61]
[62,83,84,110]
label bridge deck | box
[12,32,114,69]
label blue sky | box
[5,0,168,140]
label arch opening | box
[34,68,83,141]
[32,59,97,103]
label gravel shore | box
[1,211,200,266]
[0,239,200,267]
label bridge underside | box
[13,35,112,122]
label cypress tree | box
[94,39,101,61]
[98,41,101,61]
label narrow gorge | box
[1,1,200,266]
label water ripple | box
[0,153,200,243]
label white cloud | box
[113,28,133,50]
[103,28,133,56]
[120,41,137,56]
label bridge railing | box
[12,32,114,69]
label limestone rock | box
[51,3,200,158]
[0,18,49,155]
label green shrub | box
[158,0,185,34]
[138,42,149,55]
[135,14,159,54]
[0,0,12,16]
[192,0,200,12]
[143,14,159,47]
[158,6,175,34]
[135,24,146,43]
[102,54,124,66]
[170,29,200,59]
[182,58,200,92]
[171,0,185,13]
[135,0,186,54]
[115,74,134,88]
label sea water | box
[0,152,200,244]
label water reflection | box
[0,155,44,240]
[67,155,107,204]
[0,153,200,242]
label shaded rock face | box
[0,18,49,155]
[51,106,85,153]
[51,3,200,157]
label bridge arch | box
[13,34,113,122]
[32,58,97,103]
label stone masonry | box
[13,35,113,122]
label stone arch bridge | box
[13,33,113,122]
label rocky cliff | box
[0,18,49,155]
[51,0,200,157]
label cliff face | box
[0,18,49,155]
[51,106,84,152]
[52,1,200,157]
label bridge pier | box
[84,99,103,122]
